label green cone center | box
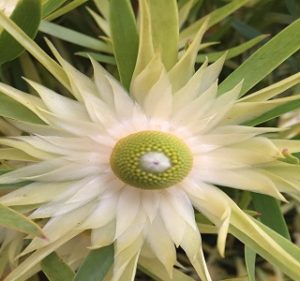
[110,131,193,190]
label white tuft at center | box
[139,152,171,173]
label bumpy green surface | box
[110,131,193,189]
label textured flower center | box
[110,131,193,190]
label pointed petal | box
[202,81,242,132]
[90,220,116,249]
[131,54,164,105]
[222,95,300,125]
[0,181,70,206]
[159,198,186,247]
[165,188,196,230]
[168,19,208,91]
[141,190,160,223]
[172,81,217,127]
[25,79,90,121]
[23,204,94,255]
[0,159,69,184]
[91,58,114,105]
[115,187,141,238]
[131,0,154,81]
[195,137,281,169]
[10,119,71,137]
[0,83,47,122]
[172,59,208,110]
[0,138,53,160]
[193,125,280,153]
[146,216,176,277]
[143,66,173,120]
[80,196,118,229]
[47,40,97,102]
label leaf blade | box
[0,203,43,237]
[41,252,75,281]
[147,0,179,69]
[0,0,41,64]
[219,19,300,96]
[73,245,114,281]
[0,94,43,123]
[110,0,138,90]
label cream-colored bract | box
[0,45,300,280]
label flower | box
[1,3,300,281]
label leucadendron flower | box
[1,1,300,281]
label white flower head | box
[1,3,300,281]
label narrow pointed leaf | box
[219,19,300,96]
[0,0,41,64]
[245,247,256,281]
[241,72,300,102]
[110,0,138,90]
[76,52,115,65]
[42,0,68,17]
[230,208,300,280]
[196,35,268,63]
[0,203,43,237]
[147,0,179,70]
[73,245,114,281]
[0,10,70,90]
[45,0,89,21]
[180,0,249,45]
[255,219,300,260]
[0,11,70,90]
[4,231,81,281]
[252,193,290,239]
[0,94,43,123]
[41,252,74,281]
[244,98,300,126]
[39,20,112,53]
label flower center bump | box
[110,131,193,189]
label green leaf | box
[0,0,41,65]
[255,219,300,261]
[244,246,256,281]
[219,19,300,96]
[39,20,112,53]
[110,0,138,90]
[76,52,116,65]
[178,0,197,28]
[244,98,300,126]
[285,0,300,19]
[4,230,81,281]
[94,0,109,20]
[42,0,68,17]
[240,72,300,102]
[147,0,179,70]
[73,245,114,281]
[196,35,268,63]
[179,0,250,45]
[41,252,74,281]
[0,94,43,123]
[231,19,261,39]
[45,0,88,21]
[252,193,290,239]
[244,194,290,281]
[230,207,300,280]
[139,257,195,281]
[0,203,43,237]
[0,10,70,91]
